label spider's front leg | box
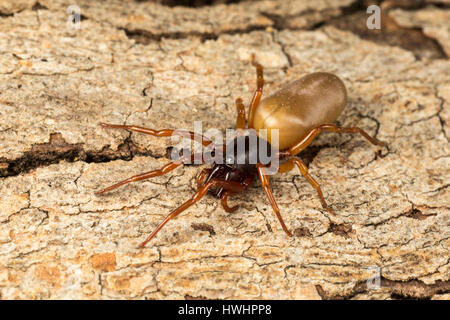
[96,152,206,194]
[97,122,223,194]
[140,178,252,247]
[196,168,212,190]
[99,123,214,147]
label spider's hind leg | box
[285,123,386,157]
[278,157,334,214]
[235,98,246,130]
[247,55,264,129]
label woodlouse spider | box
[97,57,386,247]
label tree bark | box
[0,0,448,299]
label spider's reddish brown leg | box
[97,153,205,195]
[257,163,292,237]
[220,174,254,213]
[235,98,246,130]
[278,157,334,214]
[284,123,386,157]
[140,178,252,247]
[96,161,182,195]
[99,123,213,147]
[247,55,264,129]
[196,168,212,190]
[221,192,239,213]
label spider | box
[96,57,386,247]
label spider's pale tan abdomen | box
[253,72,347,150]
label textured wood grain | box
[0,0,449,299]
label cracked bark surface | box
[390,5,450,58]
[0,0,449,299]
